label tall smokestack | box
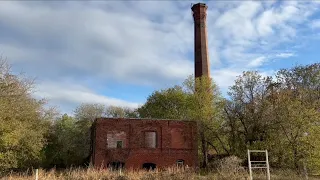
[191,3,210,79]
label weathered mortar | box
[91,118,198,169]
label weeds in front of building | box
[4,156,319,180]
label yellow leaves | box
[1,125,23,147]
[0,58,53,171]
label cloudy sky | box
[1,1,319,114]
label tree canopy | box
[1,54,319,175]
[0,59,57,172]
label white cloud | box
[275,52,295,58]
[34,81,140,113]
[215,1,261,41]
[0,1,317,84]
[0,1,194,86]
[212,1,318,67]
[211,67,276,96]
[212,69,241,89]
[0,1,319,113]
[311,19,320,29]
[0,44,34,63]
[247,56,267,68]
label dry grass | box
[2,167,208,180]
[2,157,320,180]
[2,167,320,180]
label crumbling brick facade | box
[91,118,198,170]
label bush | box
[210,156,248,179]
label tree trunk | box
[200,128,208,168]
[293,147,300,174]
[303,160,309,180]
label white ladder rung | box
[248,150,267,153]
[251,167,268,169]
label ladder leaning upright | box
[247,150,271,180]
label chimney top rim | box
[191,3,207,10]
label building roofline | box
[95,117,196,123]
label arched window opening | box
[176,159,184,167]
[142,163,156,170]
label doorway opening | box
[142,163,156,170]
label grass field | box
[2,167,320,180]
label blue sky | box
[0,1,319,114]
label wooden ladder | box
[248,150,271,180]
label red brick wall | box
[91,118,198,170]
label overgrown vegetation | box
[4,166,320,180]
[0,56,319,179]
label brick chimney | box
[191,3,210,78]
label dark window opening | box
[142,163,156,170]
[107,161,125,170]
[176,159,184,167]
[107,131,126,149]
[116,141,123,148]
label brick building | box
[91,118,198,170]
[90,2,210,171]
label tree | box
[71,103,107,166]
[138,75,225,168]
[276,63,320,106]
[138,85,190,119]
[270,90,320,172]
[224,71,273,157]
[272,63,320,173]
[106,105,138,118]
[71,103,138,167]
[74,103,106,123]
[42,114,80,168]
[0,58,56,172]
[224,64,320,174]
